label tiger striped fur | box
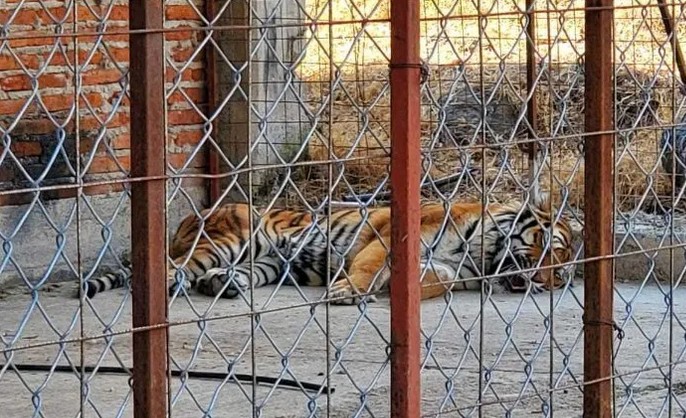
[80,194,574,304]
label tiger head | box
[502,192,575,293]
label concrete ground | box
[0,281,684,417]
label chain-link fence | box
[1,0,685,416]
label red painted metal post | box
[523,0,538,155]
[389,0,422,416]
[205,0,221,204]
[524,0,540,193]
[129,0,169,417]
[583,1,614,418]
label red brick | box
[7,36,62,49]
[1,73,68,91]
[0,2,209,206]
[0,141,42,156]
[65,116,102,132]
[0,98,29,115]
[46,8,72,22]
[168,87,207,105]
[12,118,61,135]
[46,48,130,67]
[50,50,87,67]
[83,182,126,196]
[167,109,205,125]
[0,55,18,70]
[80,92,104,108]
[43,50,76,67]
[165,26,199,41]
[0,54,40,71]
[165,5,203,21]
[112,133,130,149]
[12,141,42,156]
[87,155,130,174]
[166,67,205,83]
[81,68,125,85]
[0,193,35,208]
[78,33,128,44]
[0,9,40,26]
[80,133,130,154]
[107,93,129,107]
[41,188,78,202]
[76,5,129,22]
[108,5,129,21]
[107,48,130,62]
[168,153,206,170]
[5,74,35,91]
[42,95,74,112]
[0,95,109,117]
[0,8,73,26]
[172,130,204,146]
[170,46,196,63]
[69,111,129,131]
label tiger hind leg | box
[329,253,467,305]
[330,240,388,305]
[419,263,459,300]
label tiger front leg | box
[194,256,284,298]
[330,241,388,305]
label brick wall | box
[0,0,209,206]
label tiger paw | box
[529,280,546,294]
[329,280,378,305]
[168,276,191,297]
[486,279,510,295]
[196,268,249,299]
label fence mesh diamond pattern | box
[0,0,685,417]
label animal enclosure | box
[1,0,686,417]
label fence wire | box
[0,0,685,417]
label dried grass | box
[284,0,686,212]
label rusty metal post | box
[216,0,251,203]
[206,0,221,203]
[583,1,614,418]
[525,0,540,194]
[129,0,169,416]
[389,0,421,416]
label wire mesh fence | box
[0,0,685,417]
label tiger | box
[79,194,575,304]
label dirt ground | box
[0,280,684,418]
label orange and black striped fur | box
[80,195,574,304]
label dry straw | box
[285,0,686,212]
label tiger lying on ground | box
[80,194,575,304]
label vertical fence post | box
[583,1,614,417]
[389,0,421,416]
[216,0,251,203]
[525,0,539,194]
[205,0,220,204]
[129,1,169,417]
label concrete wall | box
[215,0,309,201]
[0,186,206,288]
